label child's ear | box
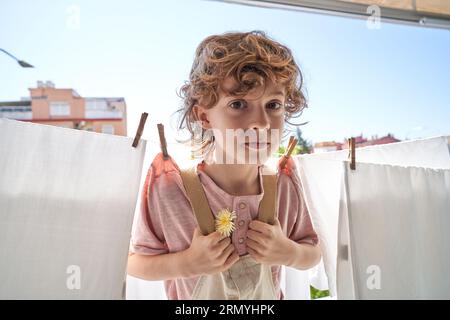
[193,105,211,129]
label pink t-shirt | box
[130,153,319,300]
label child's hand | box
[246,218,292,266]
[186,228,240,277]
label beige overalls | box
[180,165,279,300]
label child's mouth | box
[244,142,271,149]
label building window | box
[85,98,122,119]
[0,106,33,120]
[50,102,70,116]
[102,124,114,135]
[86,99,107,111]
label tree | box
[276,127,313,156]
[294,127,312,154]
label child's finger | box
[247,229,266,241]
[220,243,235,260]
[246,238,265,252]
[209,230,227,243]
[192,227,204,238]
[224,251,239,268]
[249,220,270,235]
[247,247,261,261]
[216,237,231,252]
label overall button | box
[238,220,245,227]
[239,202,247,209]
[238,238,244,244]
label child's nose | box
[248,112,270,130]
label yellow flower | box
[215,208,237,237]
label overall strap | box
[258,172,278,225]
[180,167,215,235]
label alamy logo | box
[366,265,381,290]
[367,5,381,30]
[66,265,81,290]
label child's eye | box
[229,100,247,110]
[266,101,283,110]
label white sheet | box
[293,136,450,297]
[339,162,450,299]
[0,119,146,299]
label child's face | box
[194,76,285,165]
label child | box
[127,30,321,300]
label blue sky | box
[1,0,449,145]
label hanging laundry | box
[292,136,450,297]
[0,119,146,299]
[338,162,450,299]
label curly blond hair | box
[176,30,308,158]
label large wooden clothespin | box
[279,135,298,170]
[348,137,356,170]
[132,112,148,148]
[288,135,294,147]
[157,123,169,159]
